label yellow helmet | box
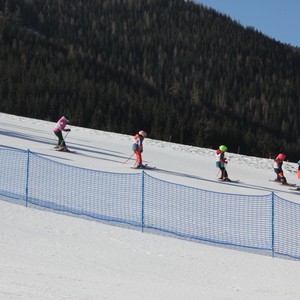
[219,145,227,152]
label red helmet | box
[276,153,286,160]
[138,130,147,138]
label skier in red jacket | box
[273,153,287,184]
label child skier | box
[53,116,71,151]
[273,153,287,184]
[216,145,229,181]
[132,130,147,168]
[297,160,300,190]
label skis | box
[269,179,296,187]
[289,187,300,191]
[54,147,76,153]
[217,178,239,183]
[131,164,156,170]
[282,183,296,187]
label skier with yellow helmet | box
[216,145,229,181]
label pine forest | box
[0,0,300,160]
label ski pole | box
[64,131,70,141]
[59,131,70,147]
[123,153,134,164]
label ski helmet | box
[219,145,227,152]
[276,153,285,160]
[138,130,147,138]
[62,116,69,123]
[298,160,300,165]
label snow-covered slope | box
[1,112,300,300]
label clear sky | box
[196,0,300,47]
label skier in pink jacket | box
[53,116,71,150]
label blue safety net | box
[0,148,300,261]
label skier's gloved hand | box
[66,128,71,132]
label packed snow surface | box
[1,113,300,300]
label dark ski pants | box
[220,166,228,179]
[54,131,66,147]
[274,168,287,183]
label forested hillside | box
[0,0,300,160]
